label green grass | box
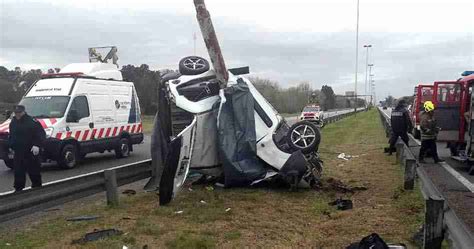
[0,109,425,248]
[141,115,154,134]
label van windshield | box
[303,106,320,112]
[19,96,70,118]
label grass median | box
[0,109,424,248]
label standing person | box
[419,101,444,163]
[388,99,413,155]
[8,105,46,192]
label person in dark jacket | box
[8,105,46,191]
[388,99,413,155]
[419,101,443,163]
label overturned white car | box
[153,56,323,205]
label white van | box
[0,63,144,169]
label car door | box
[65,95,94,149]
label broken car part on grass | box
[151,0,324,205]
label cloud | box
[0,0,473,100]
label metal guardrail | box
[377,107,474,249]
[0,159,152,223]
[0,109,364,223]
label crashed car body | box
[157,56,323,205]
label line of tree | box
[0,65,366,116]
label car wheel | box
[59,144,78,169]
[178,56,210,75]
[115,138,131,158]
[4,159,14,169]
[287,121,321,154]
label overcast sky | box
[0,0,473,99]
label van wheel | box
[115,138,131,158]
[4,159,14,169]
[59,144,78,169]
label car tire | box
[59,144,78,169]
[178,56,210,75]
[115,138,131,159]
[287,121,321,154]
[4,159,14,169]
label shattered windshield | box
[19,96,70,118]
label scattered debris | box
[72,229,123,244]
[174,210,184,214]
[188,188,193,192]
[321,178,368,193]
[200,200,207,204]
[122,189,137,196]
[338,153,350,161]
[66,215,100,222]
[123,246,129,249]
[329,198,353,210]
[5,243,11,246]
[205,186,214,191]
[215,182,225,188]
[122,217,135,220]
[225,208,231,212]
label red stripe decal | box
[138,123,142,132]
[105,128,112,137]
[112,127,118,136]
[50,118,57,125]
[66,131,72,138]
[125,125,130,132]
[37,119,47,128]
[74,131,81,139]
[82,130,90,141]
[119,126,124,133]
[91,129,97,139]
[56,132,62,139]
[98,128,104,138]
[131,125,136,133]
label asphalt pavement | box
[0,136,151,193]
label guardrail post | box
[104,170,119,206]
[404,158,416,190]
[396,139,404,164]
[424,197,445,249]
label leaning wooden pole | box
[194,0,229,88]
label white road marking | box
[439,162,474,193]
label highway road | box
[0,137,151,193]
[381,107,474,235]
[0,108,360,193]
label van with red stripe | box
[0,62,144,169]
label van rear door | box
[433,82,463,142]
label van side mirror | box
[67,110,79,123]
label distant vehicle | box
[382,106,388,110]
[0,49,144,169]
[411,84,434,139]
[299,105,324,126]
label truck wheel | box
[115,138,131,158]
[4,159,14,169]
[178,56,210,75]
[287,121,321,154]
[59,144,78,169]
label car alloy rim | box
[291,124,316,149]
[183,57,206,70]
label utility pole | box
[354,0,360,112]
[193,32,197,55]
[363,45,372,105]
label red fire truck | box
[411,84,434,139]
[432,71,474,162]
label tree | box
[320,85,336,111]
[385,95,395,107]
